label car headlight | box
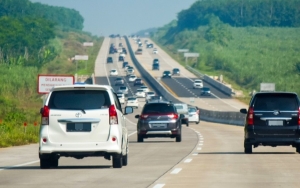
[168,74,171,76]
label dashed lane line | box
[170,168,182,174]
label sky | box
[30,0,197,36]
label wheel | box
[176,133,182,142]
[50,158,59,168]
[112,155,123,168]
[196,121,200,124]
[40,159,51,169]
[122,154,128,166]
[137,135,144,142]
[296,145,300,153]
[244,143,252,154]
[186,123,189,127]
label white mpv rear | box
[39,85,133,169]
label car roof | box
[51,84,113,91]
[195,79,202,81]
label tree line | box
[0,0,85,67]
[177,0,300,31]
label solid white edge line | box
[153,184,165,188]
[0,160,40,171]
[170,168,182,174]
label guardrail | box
[186,65,205,79]
[125,36,245,126]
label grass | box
[151,26,300,104]
[0,29,103,147]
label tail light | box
[109,105,118,125]
[141,114,149,119]
[41,106,49,125]
[168,113,179,119]
[247,107,254,125]
[298,107,300,125]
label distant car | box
[117,93,125,104]
[128,75,137,82]
[118,56,124,62]
[146,95,163,103]
[118,86,129,96]
[174,103,189,127]
[162,70,172,78]
[126,69,134,76]
[193,79,203,89]
[118,47,123,53]
[134,78,144,86]
[119,43,123,47]
[107,57,113,63]
[146,43,153,48]
[145,91,155,100]
[188,106,200,124]
[153,48,158,54]
[135,48,143,55]
[200,87,211,96]
[122,48,127,54]
[135,101,183,142]
[114,77,124,86]
[138,43,143,47]
[135,89,146,98]
[110,69,118,76]
[126,97,139,108]
[140,86,149,92]
[119,52,126,57]
[153,59,159,64]
[122,62,129,68]
[172,68,180,76]
[152,63,160,70]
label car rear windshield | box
[143,103,175,113]
[120,86,127,90]
[48,90,111,110]
[195,80,202,83]
[128,97,136,100]
[189,108,197,112]
[147,92,155,95]
[253,93,299,111]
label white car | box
[128,75,137,82]
[126,69,134,76]
[145,91,155,100]
[140,86,149,93]
[39,85,133,169]
[118,86,129,96]
[188,106,200,124]
[117,93,125,104]
[126,97,139,108]
[135,89,146,98]
[110,69,118,76]
[118,47,123,53]
[153,48,158,54]
[193,79,204,89]
[119,52,126,57]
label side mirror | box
[135,115,140,119]
[180,114,185,119]
[124,106,133,115]
[240,108,247,114]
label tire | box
[244,143,252,154]
[137,135,143,142]
[186,123,189,127]
[112,155,123,168]
[176,133,182,142]
[122,154,128,166]
[196,121,200,124]
[296,145,300,153]
[50,158,59,168]
[40,159,51,169]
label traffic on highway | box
[1,36,300,188]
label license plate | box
[268,120,283,126]
[67,123,91,132]
[151,124,167,128]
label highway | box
[0,37,299,188]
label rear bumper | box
[138,129,181,138]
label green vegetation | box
[151,0,300,103]
[0,0,102,147]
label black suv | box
[162,70,172,78]
[118,56,124,62]
[107,57,113,63]
[135,101,184,142]
[240,92,300,154]
[152,63,160,70]
[172,68,180,76]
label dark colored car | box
[152,63,160,70]
[240,92,300,154]
[153,59,159,64]
[172,68,180,76]
[147,44,153,48]
[134,78,144,86]
[122,62,129,68]
[135,101,183,142]
[122,48,127,54]
[107,57,113,63]
[118,56,124,62]
[162,70,172,78]
[200,87,211,96]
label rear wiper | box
[65,108,86,114]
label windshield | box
[120,87,126,90]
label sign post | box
[74,55,89,71]
[184,53,199,64]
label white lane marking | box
[197,147,202,150]
[170,168,182,174]
[192,153,198,156]
[153,184,165,188]
[198,143,203,145]
[184,158,192,163]
[199,140,204,142]
[128,131,137,137]
[0,160,39,171]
